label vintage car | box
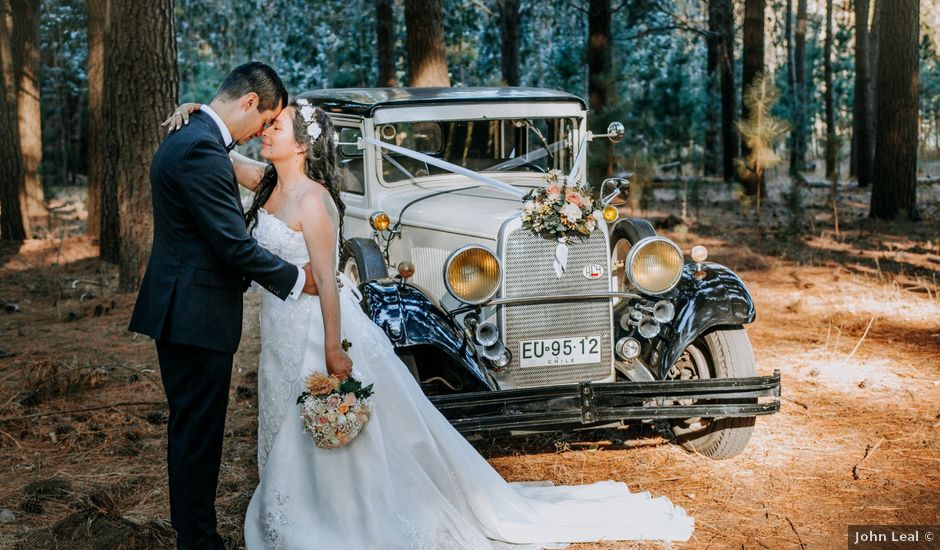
[300,87,780,460]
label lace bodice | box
[253,208,311,265]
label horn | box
[475,323,499,347]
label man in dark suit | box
[129,62,315,550]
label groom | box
[129,62,316,550]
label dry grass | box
[0,180,937,549]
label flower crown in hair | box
[295,98,321,143]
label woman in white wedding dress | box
[236,100,694,549]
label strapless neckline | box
[259,207,302,234]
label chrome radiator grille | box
[500,225,613,387]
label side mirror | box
[589,122,625,143]
[605,121,625,143]
[601,177,630,206]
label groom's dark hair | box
[214,62,288,112]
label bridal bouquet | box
[520,169,603,241]
[297,340,374,449]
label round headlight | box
[625,237,684,295]
[443,245,501,304]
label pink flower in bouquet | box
[316,415,330,426]
[343,393,357,406]
[565,190,584,207]
[545,184,562,202]
[326,394,342,408]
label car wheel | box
[668,327,756,460]
[340,238,388,284]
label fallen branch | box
[839,316,876,368]
[853,437,885,480]
[56,362,161,387]
[0,400,164,423]
[782,396,809,410]
[786,517,806,550]
[0,427,22,450]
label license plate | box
[519,336,602,368]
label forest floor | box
[0,173,937,549]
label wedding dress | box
[244,208,694,549]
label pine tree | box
[870,0,919,220]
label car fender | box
[357,279,492,389]
[649,263,756,378]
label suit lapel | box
[191,111,242,203]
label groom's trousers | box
[156,340,233,550]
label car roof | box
[295,87,587,117]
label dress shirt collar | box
[200,104,235,149]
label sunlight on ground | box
[0,237,98,271]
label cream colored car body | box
[334,101,589,302]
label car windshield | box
[377,118,578,184]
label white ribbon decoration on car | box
[565,132,589,187]
[553,238,569,279]
[363,138,527,198]
[364,133,591,279]
[553,133,591,277]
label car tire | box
[670,327,757,460]
[340,238,387,284]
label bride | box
[224,100,693,548]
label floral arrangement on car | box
[520,169,604,277]
[296,339,374,449]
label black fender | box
[356,279,493,390]
[616,263,755,379]
[341,238,388,282]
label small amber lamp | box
[370,211,390,231]
[602,205,619,223]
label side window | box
[337,126,365,195]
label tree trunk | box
[0,0,25,241]
[824,0,836,181]
[86,0,106,238]
[404,0,449,87]
[498,0,520,86]
[98,0,119,261]
[587,0,612,183]
[870,0,918,220]
[704,0,721,176]
[104,0,177,290]
[716,0,736,182]
[868,0,883,186]
[741,0,765,196]
[587,0,611,117]
[854,0,872,187]
[11,0,45,230]
[374,0,396,87]
[785,0,795,176]
[791,0,807,177]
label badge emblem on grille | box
[582,264,604,280]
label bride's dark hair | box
[245,101,345,247]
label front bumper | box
[429,370,781,434]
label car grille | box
[500,225,613,387]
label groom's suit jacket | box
[129,110,297,354]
